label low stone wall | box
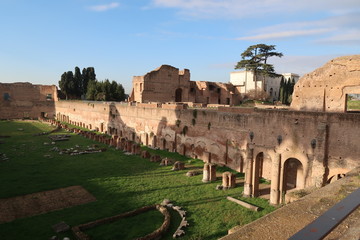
[72,205,170,240]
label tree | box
[58,66,96,100]
[279,76,285,103]
[235,44,283,99]
[58,71,76,99]
[74,66,83,98]
[86,79,97,100]
[59,72,69,100]
[85,79,126,102]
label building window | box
[140,83,143,92]
[46,94,52,100]
[209,85,215,91]
[3,93,10,101]
[217,88,221,94]
[190,88,195,93]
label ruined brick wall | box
[192,81,240,105]
[0,82,57,119]
[291,55,360,112]
[129,65,241,105]
[55,101,360,188]
[130,65,191,103]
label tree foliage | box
[279,77,295,105]
[59,66,97,100]
[85,79,125,102]
[235,44,283,77]
[59,66,125,101]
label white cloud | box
[150,0,360,19]
[270,55,343,76]
[88,2,120,12]
[236,28,334,40]
[317,30,360,45]
[209,55,341,76]
[235,12,360,43]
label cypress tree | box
[279,76,284,103]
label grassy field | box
[0,121,275,240]
[347,99,360,110]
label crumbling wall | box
[291,55,360,112]
[0,82,57,119]
[54,101,360,189]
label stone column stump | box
[141,150,151,159]
[150,155,161,162]
[222,171,236,189]
[202,163,216,182]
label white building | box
[230,71,300,101]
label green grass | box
[0,120,275,240]
[347,100,360,110]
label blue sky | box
[1,0,359,93]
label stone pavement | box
[220,167,360,240]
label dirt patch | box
[0,185,96,223]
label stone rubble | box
[161,199,189,238]
[0,153,9,162]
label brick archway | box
[175,88,182,102]
[283,158,304,191]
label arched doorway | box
[153,135,157,148]
[162,139,167,150]
[175,88,182,102]
[283,158,304,191]
[253,152,272,197]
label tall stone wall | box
[55,101,360,193]
[0,82,57,119]
[291,55,360,112]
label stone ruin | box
[141,150,151,159]
[48,135,71,142]
[202,163,217,182]
[52,144,105,156]
[131,143,141,155]
[291,55,360,112]
[0,153,9,162]
[222,171,236,189]
[160,199,189,238]
[160,157,173,166]
[150,155,161,163]
[172,161,185,171]
[186,170,198,177]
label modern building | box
[230,71,300,101]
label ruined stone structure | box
[2,56,360,206]
[0,82,58,119]
[55,97,359,205]
[291,55,360,112]
[129,65,241,105]
[222,172,236,189]
[202,163,217,182]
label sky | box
[0,0,359,94]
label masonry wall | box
[55,101,360,189]
[0,82,57,119]
[129,65,241,105]
[291,55,360,112]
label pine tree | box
[235,44,283,99]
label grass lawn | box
[0,120,275,240]
[347,100,360,110]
